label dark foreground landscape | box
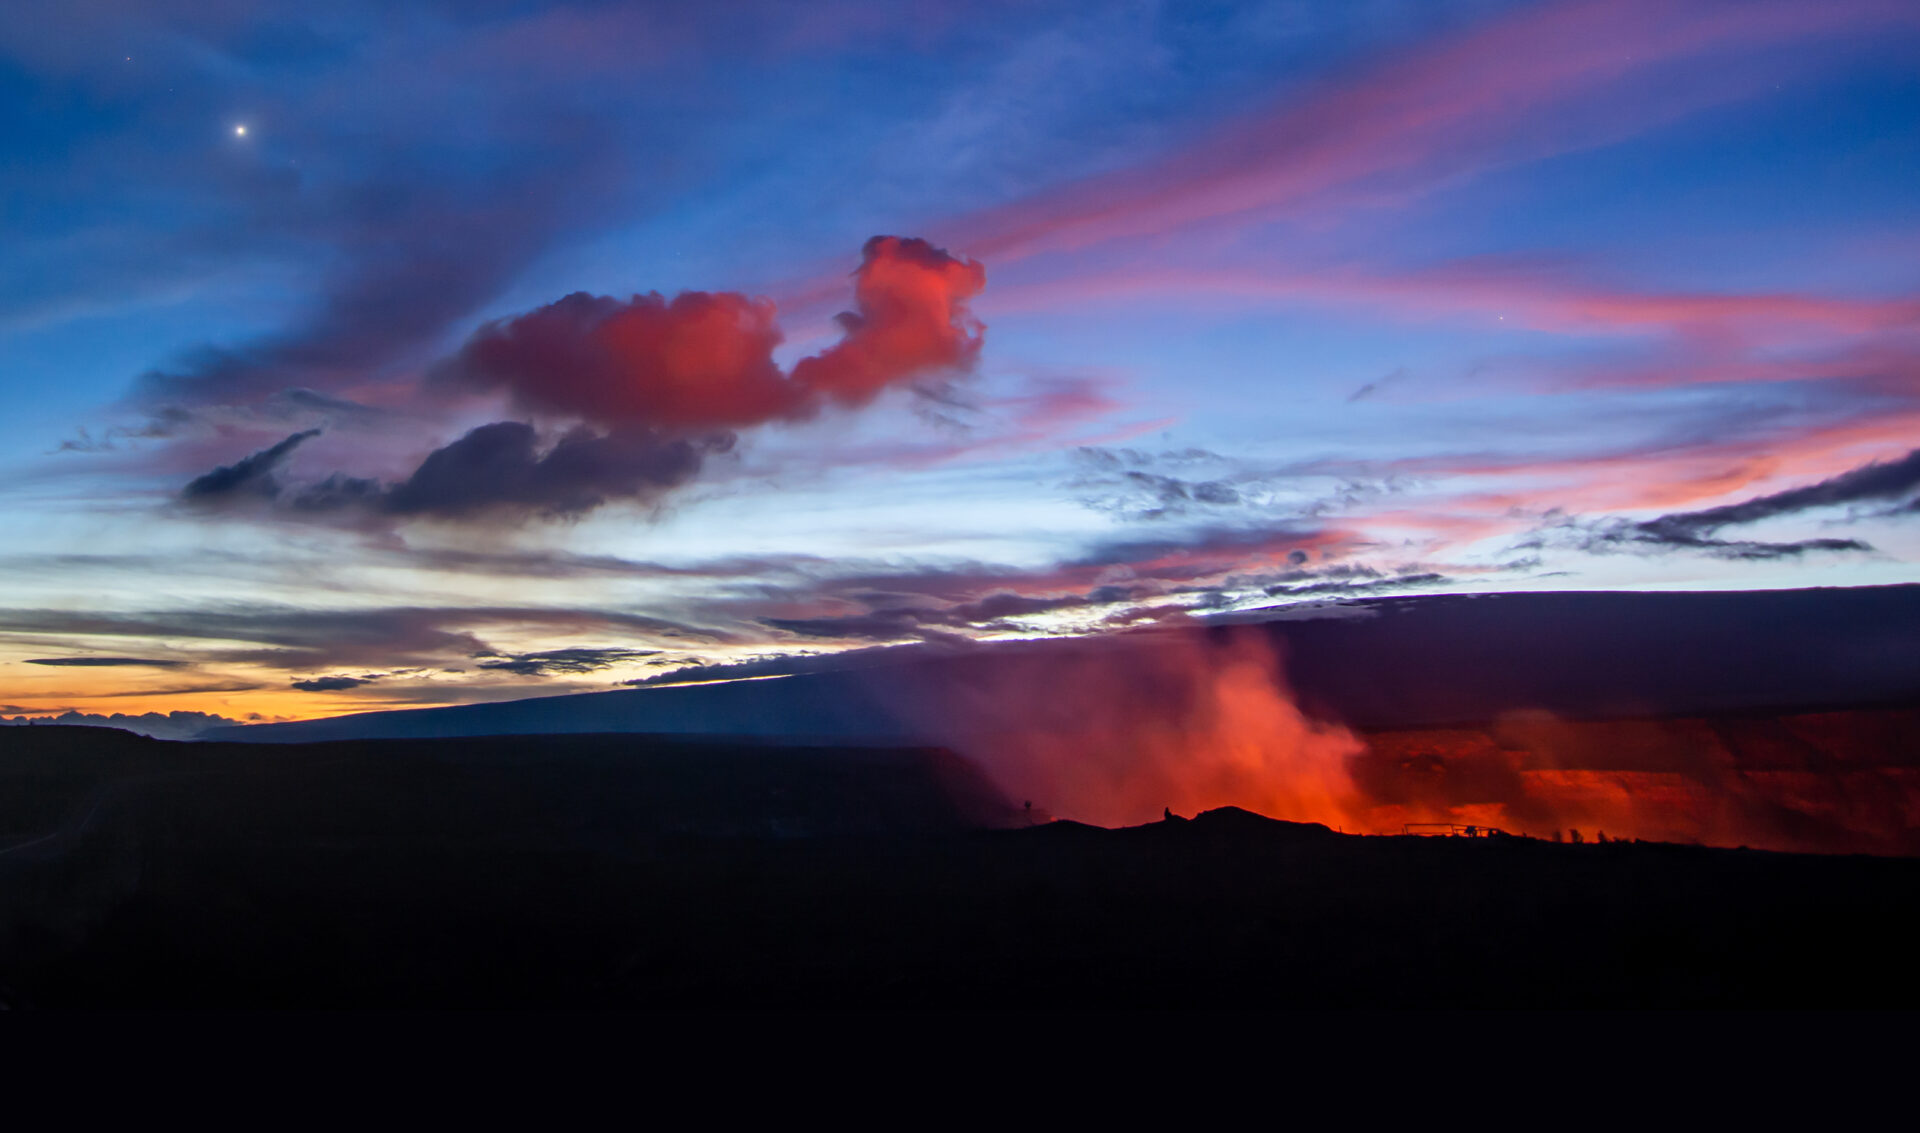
[5,726,1919,1009]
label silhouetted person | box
[1569,828,1584,844]
[1552,830,1562,843]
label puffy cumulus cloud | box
[789,236,986,407]
[437,291,792,429]
[184,236,984,525]
[437,235,983,428]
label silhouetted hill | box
[213,585,1920,744]
[0,728,1017,849]
[3,730,1918,1007]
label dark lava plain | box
[3,726,1918,1009]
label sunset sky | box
[4,0,1919,727]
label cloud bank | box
[182,236,985,523]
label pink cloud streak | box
[985,263,1920,346]
[944,0,1919,263]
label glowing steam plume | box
[908,626,1366,829]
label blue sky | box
[3,0,1918,724]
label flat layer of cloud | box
[24,656,191,668]
[475,646,660,677]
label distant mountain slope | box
[213,585,1920,744]
[0,727,1017,846]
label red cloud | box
[440,236,985,430]
[450,290,791,429]
[792,236,986,407]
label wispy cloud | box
[948,0,1920,260]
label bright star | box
[234,125,248,137]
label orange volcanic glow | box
[1337,708,1920,854]
[900,626,1920,854]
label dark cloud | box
[475,647,660,677]
[24,656,191,668]
[1072,445,1248,520]
[1069,445,1394,524]
[1514,448,1920,561]
[291,674,373,692]
[1091,470,1242,520]
[183,422,727,522]
[93,681,267,698]
[762,589,1106,641]
[1628,532,1870,560]
[1638,447,1920,542]
[1347,367,1409,402]
[1526,518,1872,562]
[310,422,726,521]
[180,428,321,504]
[385,423,720,520]
[621,642,946,687]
